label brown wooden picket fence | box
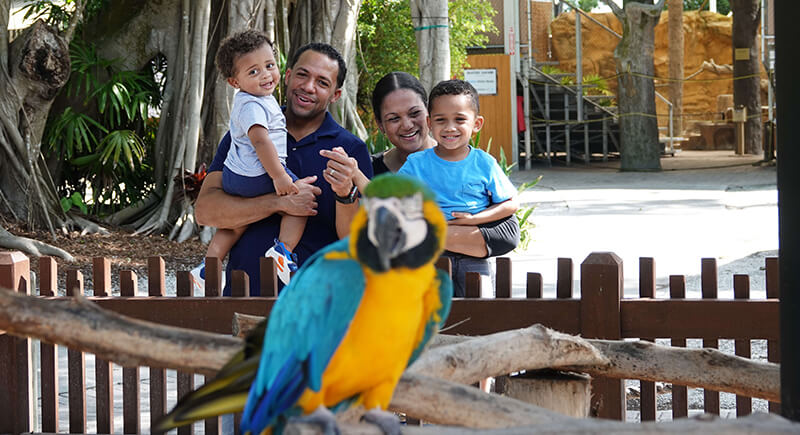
[0,251,780,434]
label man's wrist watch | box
[335,184,359,204]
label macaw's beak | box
[371,206,406,272]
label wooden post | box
[465,272,482,299]
[205,256,222,297]
[557,258,573,298]
[176,271,195,435]
[205,275,221,435]
[92,257,114,434]
[231,270,250,297]
[734,274,752,416]
[766,256,780,414]
[669,275,689,418]
[580,252,624,420]
[495,257,512,298]
[496,370,592,417]
[121,271,140,434]
[39,257,59,433]
[0,251,32,434]
[66,269,87,433]
[775,4,800,418]
[701,258,720,415]
[526,272,543,299]
[148,257,167,430]
[260,257,278,297]
[638,257,656,421]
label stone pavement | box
[506,150,778,298]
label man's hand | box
[320,147,361,196]
[280,176,320,216]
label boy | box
[399,79,518,297]
[194,30,304,287]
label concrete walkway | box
[507,151,778,298]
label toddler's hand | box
[448,211,474,225]
[275,175,299,196]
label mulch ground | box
[1,221,206,294]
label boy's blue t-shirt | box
[398,147,516,220]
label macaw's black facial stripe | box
[356,221,440,272]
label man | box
[196,42,374,295]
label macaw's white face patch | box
[363,192,428,255]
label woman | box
[321,72,520,296]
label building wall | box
[465,53,513,162]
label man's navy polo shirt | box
[207,112,373,295]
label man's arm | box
[195,171,320,229]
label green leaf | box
[60,197,72,213]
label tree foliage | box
[356,0,497,124]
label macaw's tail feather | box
[153,321,268,433]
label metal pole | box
[602,118,608,162]
[576,10,587,162]
[775,0,800,421]
[545,83,552,159]
[564,93,571,165]
[523,0,534,169]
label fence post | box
[580,252,624,420]
[0,251,32,435]
[39,257,59,433]
[638,257,656,421]
[93,257,114,434]
[121,270,140,434]
[148,257,168,431]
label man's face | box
[284,50,342,121]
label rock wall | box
[549,10,767,133]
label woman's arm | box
[448,197,519,227]
[195,171,320,229]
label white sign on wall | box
[464,69,497,95]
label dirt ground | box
[1,220,206,295]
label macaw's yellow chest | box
[297,265,438,412]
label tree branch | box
[0,226,75,261]
[0,288,240,374]
[62,0,85,43]
[599,0,624,18]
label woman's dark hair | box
[371,72,428,122]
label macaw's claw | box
[361,409,402,435]
[288,406,341,435]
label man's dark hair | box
[288,42,347,89]
[427,79,480,114]
[216,29,274,78]
[371,72,427,122]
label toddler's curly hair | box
[215,29,274,78]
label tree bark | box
[731,0,762,155]
[668,0,684,136]
[410,0,450,94]
[601,0,665,171]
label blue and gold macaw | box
[154,173,452,434]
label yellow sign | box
[735,48,750,61]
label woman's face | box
[377,89,430,154]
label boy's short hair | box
[216,29,274,78]
[288,42,347,89]
[428,79,480,114]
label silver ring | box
[329,168,336,177]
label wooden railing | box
[0,251,780,434]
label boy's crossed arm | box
[448,197,519,226]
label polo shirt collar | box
[283,109,340,147]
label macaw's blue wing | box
[240,238,364,433]
[408,268,453,366]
